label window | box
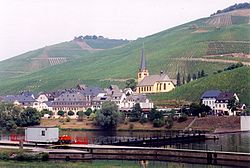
[164,83,166,90]
[41,130,45,136]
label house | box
[52,92,91,118]
[35,93,49,103]
[92,93,111,110]
[3,95,35,108]
[32,101,53,112]
[214,92,239,115]
[201,90,222,111]
[120,93,154,112]
[136,48,175,94]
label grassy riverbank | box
[40,116,240,133]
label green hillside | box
[150,66,250,105]
[0,9,249,96]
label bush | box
[67,111,75,116]
[66,117,71,122]
[57,111,65,117]
[85,108,92,116]
[153,118,165,127]
[139,115,148,124]
[89,113,96,121]
[0,153,10,160]
[165,117,173,129]
[178,113,188,122]
[129,123,134,130]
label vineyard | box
[48,57,68,66]
[207,41,250,55]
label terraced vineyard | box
[207,41,250,55]
[0,9,249,99]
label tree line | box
[176,69,206,86]
[0,103,41,130]
[211,3,250,16]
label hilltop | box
[0,36,129,80]
[0,9,249,99]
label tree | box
[18,107,41,127]
[227,97,238,115]
[182,76,185,85]
[197,71,201,78]
[125,79,137,91]
[77,111,85,121]
[176,72,181,86]
[57,111,65,117]
[189,103,202,116]
[129,103,142,122]
[192,73,197,80]
[187,74,191,83]
[95,101,122,129]
[67,111,75,116]
[85,108,92,116]
[41,109,53,116]
[201,69,205,77]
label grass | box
[0,15,249,95]
[150,66,250,105]
[0,160,215,168]
[0,160,142,168]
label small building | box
[25,126,59,143]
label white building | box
[25,126,59,143]
[201,90,222,111]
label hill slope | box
[150,66,250,105]
[0,9,249,96]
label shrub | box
[85,108,93,116]
[67,111,75,116]
[178,113,188,122]
[66,117,71,122]
[89,113,96,121]
[153,118,165,127]
[139,115,148,124]
[165,117,173,129]
[129,123,134,130]
[57,111,65,117]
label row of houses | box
[201,90,244,116]
[1,85,154,118]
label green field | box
[0,10,249,102]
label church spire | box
[140,43,147,71]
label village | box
[0,49,246,120]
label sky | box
[0,0,247,61]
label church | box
[136,48,176,94]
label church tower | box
[137,46,149,83]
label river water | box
[1,130,249,167]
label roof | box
[81,87,103,96]
[54,92,87,102]
[201,90,222,99]
[126,93,148,102]
[3,95,35,103]
[140,48,147,71]
[138,74,172,86]
[216,92,235,101]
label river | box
[1,130,249,167]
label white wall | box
[241,116,250,131]
[25,127,59,143]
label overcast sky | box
[0,0,247,61]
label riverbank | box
[40,116,240,133]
